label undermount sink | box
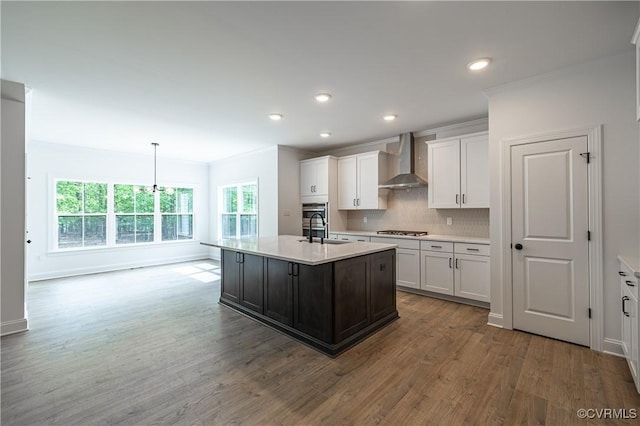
[298,238,352,245]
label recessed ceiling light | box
[320,132,331,138]
[467,58,491,71]
[269,113,283,121]
[383,114,398,121]
[315,93,332,102]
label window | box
[56,181,108,248]
[160,188,193,241]
[54,180,195,250]
[219,182,257,238]
[114,185,155,244]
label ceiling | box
[1,1,638,162]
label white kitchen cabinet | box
[419,241,490,303]
[371,237,420,290]
[619,259,639,393]
[337,151,387,210]
[427,132,489,209]
[300,156,335,202]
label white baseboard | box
[602,338,624,357]
[29,254,213,281]
[487,312,504,328]
[1,318,28,336]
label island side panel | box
[334,256,370,342]
[293,263,334,343]
[369,249,397,322]
[264,258,293,326]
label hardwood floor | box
[2,260,638,425]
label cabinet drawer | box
[336,234,371,242]
[371,237,419,250]
[455,243,490,256]
[620,263,639,299]
[420,241,454,253]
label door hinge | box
[579,152,591,163]
[588,308,592,319]
[587,230,591,241]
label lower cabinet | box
[221,249,264,313]
[220,248,398,356]
[370,237,420,290]
[619,260,639,393]
[419,241,490,303]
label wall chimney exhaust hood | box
[378,132,427,189]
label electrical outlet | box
[446,217,452,226]
[363,216,368,224]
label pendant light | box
[146,143,174,194]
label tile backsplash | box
[345,187,490,237]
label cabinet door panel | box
[335,256,369,341]
[314,158,329,196]
[338,157,357,209]
[370,250,396,322]
[454,254,489,302]
[239,254,264,313]
[461,134,489,208]
[265,258,293,326]
[357,153,380,209]
[293,263,333,342]
[300,161,316,197]
[421,250,454,295]
[396,248,420,289]
[221,250,240,302]
[428,140,460,208]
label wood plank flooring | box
[2,260,639,425]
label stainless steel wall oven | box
[302,203,329,238]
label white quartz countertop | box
[201,235,397,266]
[618,255,640,278]
[330,230,490,245]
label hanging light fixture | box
[146,143,174,194]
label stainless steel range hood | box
[378,132,427,189]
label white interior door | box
[511,136,590,346]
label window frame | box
[218,180,259,239]
[51,177,197,252]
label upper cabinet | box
[427,132,489,209]
[300,156,336,202]
[633,17,640,121]
[338,151,388,210]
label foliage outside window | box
[55,180,195,249]
[56,181,108,248]
[114,184,155,244]
[160,188,193,241]
[219,182,257,239]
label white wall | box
[487,51,639,350]
[27,141,210,280]
[1,80,28,335]
[208,145,308,258]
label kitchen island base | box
[219,248,398,357]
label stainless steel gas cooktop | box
[376,230,428,237]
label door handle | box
[622,296,630,317]
[462,194,466,204]
[26,240,32,244]
[514,243,523,250]
[353,198,356,206]
[293,263,299,277]
[456,194,459,205]
[449,257,452,268]
[288,262,293,276]
[455,258,459,269]
[357,198,360,206]
[626,280,636,287]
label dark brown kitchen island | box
[201,235,398,356]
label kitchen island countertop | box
[201,235,397,266]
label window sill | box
[48,239,202,256]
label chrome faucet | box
[308,212,326,244]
